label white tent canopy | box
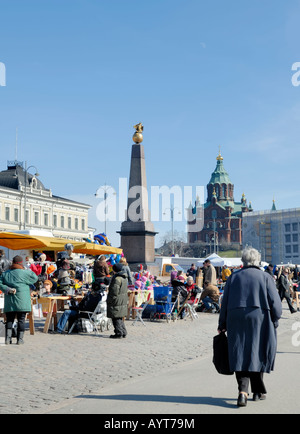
[223,257,243,267]
[196,253,243,268]
[196,253,225,268]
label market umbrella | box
[72,242,122,256]
[0,232,122,255]
[0,232,67,250]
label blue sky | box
[0,0,300,247]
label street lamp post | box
[163,206,181,255]
[23,162,39,230]
[207,218,222,253]
[95,183,116,235]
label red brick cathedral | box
[188,151,252,251]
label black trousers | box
[235,371,267,394]
[279,291,295,313]
[112,318,127,337]
[6,312,26,333]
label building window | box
[285,224,291,232]
[286,245,291,254]
[75,218,78,230]
[44,214,49,226]
[293,245,299,254]
[222,185,226,198]
[292,223,298,232]
[81,218,85,231]
[14,208,18,222]
[34,212,39,225]
[61,216,64,228]
[53,215,57,228]
[285,234,291,243]
[293,234,298,243]
[25,210,29,224]
[68,217,71,229]
[5,207,10,221]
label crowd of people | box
[1,244,300,348]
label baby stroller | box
[88,279,112,332]
[69,280,112,334]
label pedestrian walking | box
[0,255,38,345]
[203,259,217,285]
[277,267,297,314]
[218,248,282,407]
[107,263,128,339]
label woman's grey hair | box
[241,247,261,267]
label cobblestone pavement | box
[0,304,298,414]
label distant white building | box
[242,203,300,265]
[0,161,93,241]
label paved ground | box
[1,302,300,415]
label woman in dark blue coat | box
[218,248,282,407]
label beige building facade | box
[0,161,92,241]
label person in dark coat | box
[265,264,274,278]
[218,248,282,407]
[107,263,128,339]
[277,267,297,314]
[186,264,197,282]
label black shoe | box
[291,309,297,314]
[237,393,247,407]
[109,334,122,339]
[253,393,266,401]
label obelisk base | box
[118,221,158,272]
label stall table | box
[32,295,85,333]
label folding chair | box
[68,300,103,335]
[185,291,201,320]
[174,292,191,321]
[131,292,151,326]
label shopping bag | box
[78,318,94,333]
[212,332,233,375]
[32,303,43,319]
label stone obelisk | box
[118,123,157,270]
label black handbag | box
[213,332,233,375]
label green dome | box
[208,155,232,185]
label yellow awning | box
[0,232,122,255]
[73,242,122,256]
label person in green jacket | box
[0,255,38,345]
[107,263,128,339]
